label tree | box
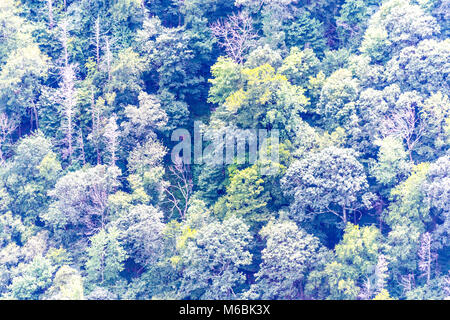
[348,85,398,148]
[370,136,411,188]
[244,45,283,69]
[278,47,320,88]
[57,20,78,164]
[381,91,428,162]
[58,66,77,162]
[245,219,329,299]
[209,62,308,137]
[422,156,450,250]
[87,95,107,165]
[283,9,327,55]
[103,114,120,166]
[347,54,384,88]
[178,216,252,299]
[163,157,193,220]
[385,163,430,229]
[8,256,55,300]
[0,0,35,64]
[85,226,127,287]
[418,232,434,284]
[336,0,379,49]
[246,0,294,49]
[122,91,168,142]
[126,137,167,204]
[385,163,431,278]
[318,68,359,130]
[43,165,121,246]
[0,212,27,249]
[324,224,387,300]
[360,0,440,63]
[418,92,450,160]
[208,56,242,105]
[107,47,146,105]
[214,164,270,227]
[137,15,207,118]
[114,204,165,266]
[374,254,389,294]
[0,44,48,131]
[1,132,61,224]
[210,11,258,64]
[282,146,369,225]
[145,24,204,101]
[46,265,84,300]
[386,39,450,95]
[0,0,49,130]
[0,113,17,164]
[405,275,449,300]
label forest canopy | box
[0,0,449,300]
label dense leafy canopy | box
[0,0,448,300]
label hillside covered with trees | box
[0,0,449,300]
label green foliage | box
[336,0,379,49]
[1,133,61,224]
[114,204,165,265]
[8,256,55,300]
[245,219,330,299]
[386,163,431,229]
[282,147,369,226]
[318,68,359,130]
[386,39,450,95]
[85,226,127,288]
[279,47,320,88]
[370,136,411,188]
[385,163,432,277]
[46,265,84,300]
[107,47,146,104]
[178,216,252,299]
[405,275,449,300]
[283,10,327,55]
[209,61,309,137]
[208,57,242,105]
[215,165,270,226]
[324,224,386,299]
[422,155,450,250]
[43,165,120,247]
[361,0,440,63]
[0,0,447,301]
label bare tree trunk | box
[95,16,100,70]
[105,36,112,82]
[60,21,76,164]
[164,158,193,220]
[342,207,347,224]
[78,128,86,166]
[419,232,433,284]
[67,92,73,163]
[0,113,17,165]
[104,115,119,167]
[33,102,39,130]
[90,89,101,165]
[400,273,415,294]
[61,21,69,68]
[62,65,75,164]
[47,0,54,29]
[29,109,33,131]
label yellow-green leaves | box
[209,60,308,134]
[224,88,247,112]
[387,162,431,228]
